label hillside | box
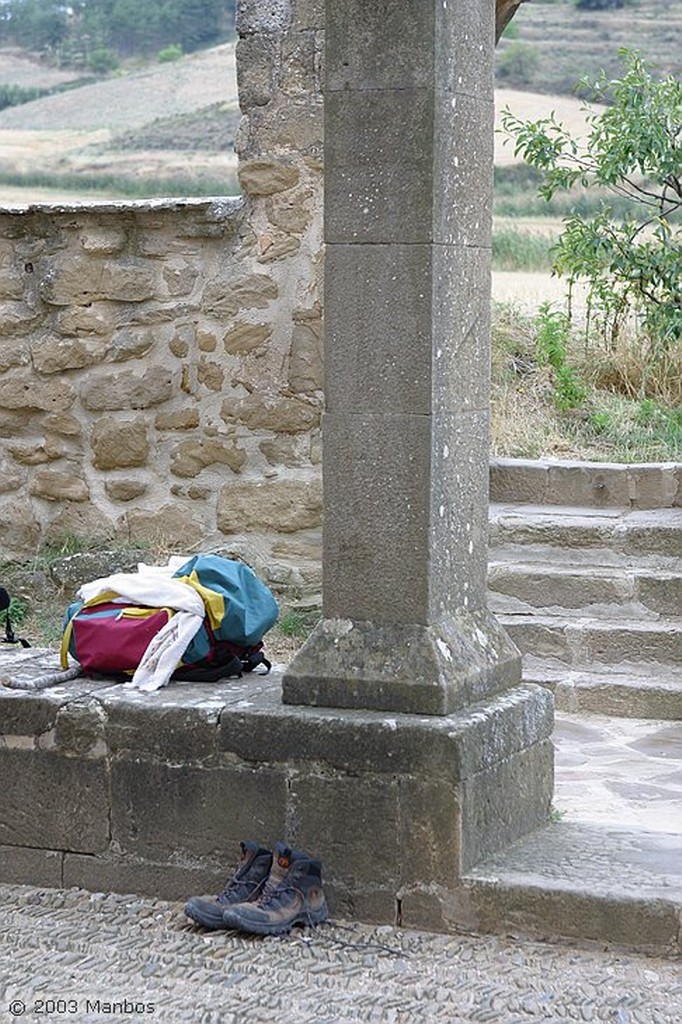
[0,44,240,200]
[497,0,682,95]
[0,0,678,203]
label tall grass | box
[492,228,554,271]
[0,169,239,199]
[490,301,682,463]
[494,166,645,221]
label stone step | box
[523,658,682,719]
[489,505,682,564]
[498,613,682,668]
[488,562,682,619]
[489,458,681,510]
[462,822,682,956]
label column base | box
[282,608,522,715]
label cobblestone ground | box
[1,885,680,1024]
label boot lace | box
[216,863,267,904]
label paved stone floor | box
[1,684,680,1023]
[553,712,682,833]
[1,881,681,1024]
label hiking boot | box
[221,841,328,936]
[184,840,272,929]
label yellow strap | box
[175,571,224,630]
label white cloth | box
[77,558,205,692]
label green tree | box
[502,50,681,352]
[0,1,69,50]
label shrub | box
[88,48,119,74]
[502,49,682,361]
[157,43,183,63]
[496,42,541,86]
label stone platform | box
[0,649,553,928]
[1,648,681,954]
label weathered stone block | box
[321,411,430,620]
[110,760,287,862]
[170,439,246,478]
[289,772,400,887]
[265,192,313,234]
[0,455,24,493]
[31,334,108,374]
[489,459,549,504]
[197,359,225,391]
[325,245,433,415]
[237,100,323,159]
[0,845,63,887]
[239,158,300,197]
[433,92,494,247]
[123,504,206,549]
[0,302,40,335]
[156,408,200,431]
[236,0,292,35]
[7,438,65,465]
[282,612,523,715]
[203,273,278,317]
[327,0,434,90]
[108,329,155,362]
[217,477,322,534]
[635,574,682,617]
[291,0,324,29]
[29,468,89,502]
[547,461,631,509]
[63,852,227,902]
[223,394,320,433]
[54,697,107,758]
[91,416,150,470]
[0,499,41,553]
[80,367,174,411]
[162,260,199,297]
[104,478,148,502]
[44,505,116,548]
[0,337,30,373]
[236,36,279,109]
[325,88,434,245]
[0,374,75,411]
[197,327,218,352]
[57,304,112,336]
[288,320,323,392]
[0,749,109,853]
[460,739,554,870]
[398,776,462,884]
[224,321,272,354]
[259,435,310,467]
[44,412,83,437]
[79,226,126,254]
[40,256,156,305]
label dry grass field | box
[0,43,240,201]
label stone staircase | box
[488,459,682,721]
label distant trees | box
[0,0,235,65]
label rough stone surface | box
[2,883,680,1022]
[217,477,322,534]
[0,661,552,914]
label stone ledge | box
[0,653,552,911]
[490,459,682,510]
[453,822,682,956]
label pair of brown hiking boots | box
[184,840,329,936]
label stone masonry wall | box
[0,0,324,595]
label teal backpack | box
[61,554,279,681]
[171,554,279,680]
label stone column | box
[283,0,521,715]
